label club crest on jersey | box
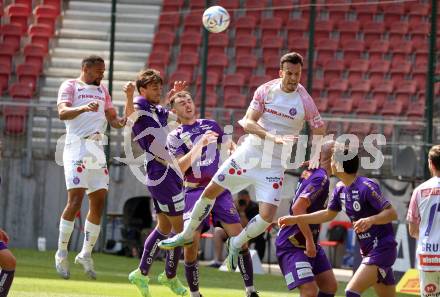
[97,87,102,93]
[353,201,361,211]
[217,174,225,182]
[289,108,297,116]
[73,177,80,185]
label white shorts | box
[63,139,109,195]
[420,271,440,297]
[213,144,284,206]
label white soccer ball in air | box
[202,5,230,33]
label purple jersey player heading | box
[278,145,398,297]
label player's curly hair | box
[136,69,163,93]
[429,145,440,171]
[280,52,304,69]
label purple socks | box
[139,228,167,275]
[184,261,199,292]
[0,269,15,297]
[238,249,254,287]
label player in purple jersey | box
[0,229,15,297]
[123,70,188,297]
[278,147,398,297]
[276,141,337,297]
[166,91,259,297]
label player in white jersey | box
[407,145,440,297]
[55,55,126,280]
[159,52,325,271]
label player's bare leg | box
[75,188,106,280]
[315,270,338,297]
[345,264,386,297]
[227,202,276,271]
[0,248,16,296]
[373,282,396,297]
[55,188,86,279]
[159,181,225,249]
[223,223,259,297]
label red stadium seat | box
[337,20,360,41]
[356,98,378,115]
[260,17,283,40]
[349,123,373,137]
[188,0,205,10]
[234,34,256,56]
[176,52,199,75]
[9,82,33,100]
[196,72,220,94]
[312,79,325,99]
[15,0,33,7]
[348,59,369,81]
[350,79,371,98]
[380,2,405,23]
[148,50,170,68]
[409,21,430,44]
[262,36,284,57]
[395,81,417,109]
[342,40,365,61]
[406,99,425,118]
[327,79,348,99]
[286,19,308,41]
[0,63,10,93]
[224,73,246,97]
[208,32,228,54]
[381,99,404,116]
[314,96,329,113]
[369,60,390,86]
[28,24,52,53]
[390,60,412,84]
[0,43,16,70]
[353,3,377,23]
[362,21,385,44]
[1,23,23,52]
[159,14,180,32]
[218,0,240,10]
[183,11,203,34]
[244,0,266,24]
[413,39,429,65]
[169,71,192,86]
[180,31,202,53]
[323,60,344,83]
[235,55,258,81]
[272,0,293,25]
[207,53,228,78]
[387,21,408,44]
[367,40,389,61]
[327,3,350,20]
[316,39,338,62]
[16,63,39,92]
[412,61,427,90]
[5,3,30,33]
[408,2,430,23]
[287,36,309,56]
[3,106,27,135]
[234,16,257,36]
[194,91,218,108]
[390,40,413,63]
[224,93,248,109]
[264,55,281,78]
[372,80,394,108]
[249,75,271,95]
[315,19,334,40]
[331,98,354,114]
[33,5,59,35]
[42,0,61,13]
[162,0,184,12]
[152,31,175,52]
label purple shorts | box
[0,241,7,250]
[362,245,397,285]
[184,187,240,232]
[147,168,184,216]
[276,245,332,290]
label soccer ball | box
[202,6,230,33]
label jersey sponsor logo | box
[358,232,371,239]
[378,267,387,279]
[297,267,313,279]
[422,243,440,253]
[353,201,361,211]
[421,188,440,198]
[197,158,214,167]
[264,108,296,120]
[420,255,440,266]
[266,176,281,183]
[284,272,295,285]
[295,261,312,269]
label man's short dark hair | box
[429,145,440,171]
[136,69,163,93]
[169,91,191,107]
[238,190,249,196]
[82,55,104,68]
[334,148,359,174]
[280,52,304,69]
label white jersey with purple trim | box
[407,176,440,271]
[57,79,113,144]
[238,79,324,166]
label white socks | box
[58,218,74,252]
[231,215,271,249]
[80,220,101,255]
[182,197,215,240]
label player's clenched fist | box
[199,130,219,147]
[278,215,298,229]
[82,101,99,112]
[123,81,135,98]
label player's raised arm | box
[123,81,136,119]
[278,208,338,229]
